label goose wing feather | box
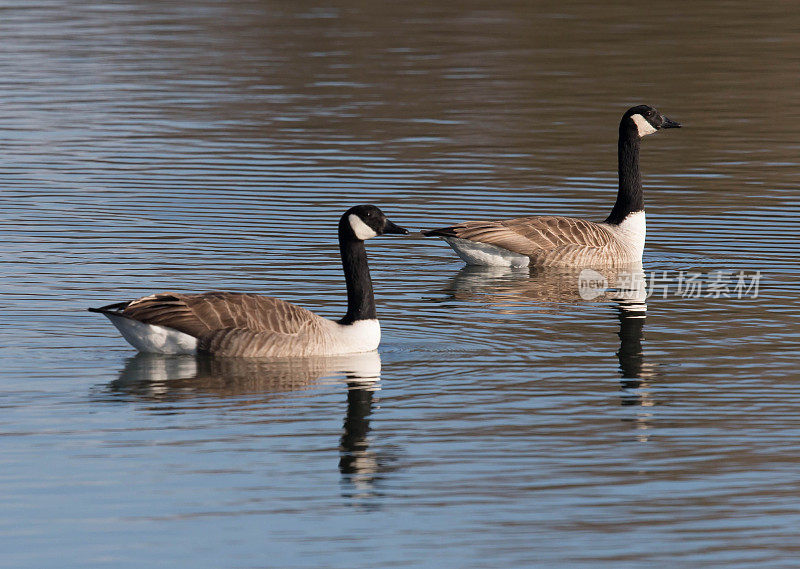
[431,216,616,254]
[121,292,324,340]
[197,327,324,357]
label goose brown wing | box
[195,327,326,357]
[121,292,322,339]
[428,216,616,254]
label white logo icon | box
[578,269,608,300]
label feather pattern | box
[426,215,641,267]
[111,292,369,357]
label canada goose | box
[422,105,681,267]
[89,205,408,357]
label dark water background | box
[1,1,799,567]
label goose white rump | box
[105,313,198,355]
[443,237,531,267]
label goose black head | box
[341,204,409,241]
[623,105,681,138]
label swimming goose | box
[89,205,408,357]
[422,105,681,267]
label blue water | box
[2,2,800,568]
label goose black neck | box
[605,122,643,225]
[338,231,376,325]
[339,383,374,475]
[617,311,646,380]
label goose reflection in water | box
[444,264,647,308]
[100,350,387,500]
[442,265,661,441]
[443,264,658,398]
[613,300,658,441]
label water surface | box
[1,1,799,568]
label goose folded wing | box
[196,326,325,358]
[444,216,616,254]
[122,292,320,338]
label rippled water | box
[2,1,800,567]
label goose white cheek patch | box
[349,214,378,240]
[631,114,658,137]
